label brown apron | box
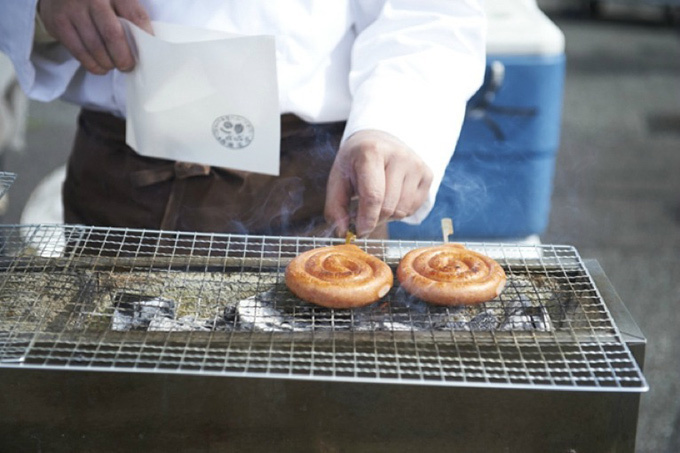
[62,109,356,238]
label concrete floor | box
[1,3,679,452]
[540,4,680,453]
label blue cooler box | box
[390,0,566,240]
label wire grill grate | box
[0,225,647,391]
[0,172,16,200]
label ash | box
[111,294,222,332]
[107,275,555,333]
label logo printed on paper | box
[212,115,254,149]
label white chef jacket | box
[0,0,486,224]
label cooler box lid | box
[485,0,565,56]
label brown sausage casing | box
[285,244,393,309]
[397,243,506,305]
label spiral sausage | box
[397,244,506,306]
[285,244,394,309]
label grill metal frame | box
[0,172,16,199]
[0,224,648,392]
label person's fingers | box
[395,170,427,218]
[403,163,433,216]
[38,0,151,74]
[380,146,433,222]
[113,0,153,34]
[326,130,434,236]
[60,21,110,74]
[89,1,135,71]
[324,165,352,237]
[382,159,409,221]
[94,0,153,71]
[353,148,385,237]
[75,7,118,71]
[38,1,105,74]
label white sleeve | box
[346,0,487,224]
[0,0,82,102]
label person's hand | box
[325,130,433,237]
[38,0,152,74]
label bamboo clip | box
[346,196,359,244]
[441,218,454,243]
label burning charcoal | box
[524,306,551,331]
[498,295,552,331]
[377,320,413,331]
[303,306,337,330]
[392,287,429,311]
[468,311,498,331]
[498,295,536,330]
[148,315,211,332]
[111,308,133,331]
[237,289,304,331]
[221,305,238,326]
[434,306,473,331]
[381,311,427,331]
[380,287,445,331]
[112,294,175,331]
[347,305,381,331]
[96,271,262,323]
[205,314,232,331]
[346,301,412,331]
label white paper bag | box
[123,20,280,176]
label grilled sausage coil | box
[285,244,393,309]
[397,243,506,305]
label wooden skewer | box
[441,218,454,243]
[344,195,398,242]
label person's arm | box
[325,0,486,237]
[0,1,49,98]
[0,0,150,103]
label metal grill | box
[0,172,16,199]
[0,225,647,391]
